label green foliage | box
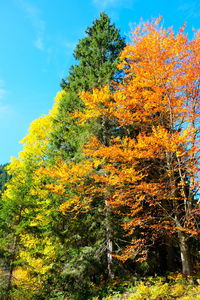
[46,14,127,295]
[0,164,10,192]
[0,14,199,300]
[51,12,125,161]
[50,91,87,161]
[61,12,125,92]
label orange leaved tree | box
[76,19,199,275]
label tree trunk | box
[7,236,17,293]
[101,115,114,280]
[166,151,192,276]
[165,236,175,272]
[177,230,192,275]
[105,199,114,280]
[7,208,22,293]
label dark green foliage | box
[50,12,125,161]
[1,14,198,300]
[50,92,87,161]
[61,12,125,92]
[46,13,128,295]
[47,14,128,294]
[0,164,10,192]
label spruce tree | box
[61,12,125,92]
[50,12,125,161]
[47,12,126,294]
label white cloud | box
[34,36,44,51]
[92,0,133,9]
[0,88,7,99]
[0,80,7,99]
[0,94,13,122]
[0,105,9,114]
[93,0,118,7]
[0,104,16,125]
[17,0,46,50]
[0,80,16,122]
[178,0,200,18]
[63,41,77,54]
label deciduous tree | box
[73,19,200,275]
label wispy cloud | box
[18,0,45,50]
[0,104,16,125]
[0,105,10,115]
[0,80,7,99]
[34,37,44,51]
[178,0,200,19]
[0,88,7,99]
[63,41,77,54]
[92,0,133,9]
[0,80,14,121]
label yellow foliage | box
[12,266,39,289]
[52,89,67,115]
[19,234,56,275]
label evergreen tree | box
[61,12,125,92]
[50,12,125,161]
[46,12,126,295]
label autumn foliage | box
[66,18,199,273]
[0,16,199,299]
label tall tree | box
[0,95,63,298]
[51,12,125,161]
[49,12,126,283]
[71,19,200,275]
[61,12,125,92]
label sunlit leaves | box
[72,19,200,266]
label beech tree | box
[72,19,200,275]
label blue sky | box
[0,0,199,164]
